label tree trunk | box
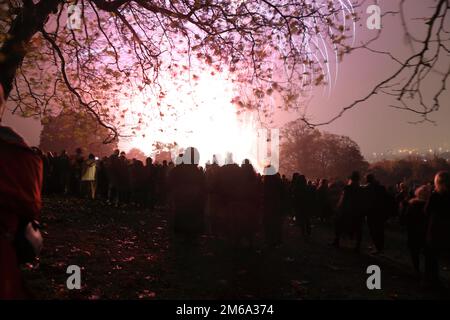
[0,0,61,99]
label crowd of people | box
[37,147,173,209]
[34,145,450,288]
[2,119,450,298]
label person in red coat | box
[0,84,43,299]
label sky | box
[300,0,450,158]
[2,0,449,160]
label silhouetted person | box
[55,150,70,194]
[364,174,389,254]
[263,167,283,246]
[41,151,53,194]
[117,151,130,205]
[237,159,261,247]
[291,174,313,239]
[396,182,411,218]
[281,174,291,216]
[424,171,450,287]
[96,157,109,199]
[129,159,146,206]
[72,147,84,196]
[402,185,431,276]
[156,160,170,208]
[107,149,121,206]
[215,156,243,244]
[332,171,365,251]
[169,147,206,238]
[205,158,221,236]
[316,179,332,222]
[145,157,157,211]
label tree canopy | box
[280,119,369,179]
[370,156,450,186]
[0,1,448,142]
[126,147,146,162]
[0,0,358,140]
[39,109,118,156]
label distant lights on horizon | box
[369,145,450,159]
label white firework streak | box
[277,0,356,96]
[335,0,357,90]
[240,0,356,118]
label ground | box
[23,195,450,300]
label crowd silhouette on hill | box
[1,80,447,300]
[2,130,450,298]
[32,146,450,288]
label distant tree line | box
[369,157,450,187]
[39,110,118,157]
[280,120,369,180]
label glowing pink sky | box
[2,0,449,159]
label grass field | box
[23,195,450,299]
